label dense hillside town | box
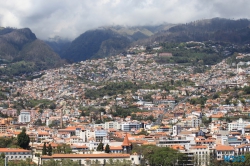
[0,41,250,165]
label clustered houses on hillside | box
[0,44,250,165]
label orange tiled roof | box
[190,145,207,149]
[0,148,30,152]
[110,146,123,150]
[210,113,224,118]
[41,153,130,159]
[215,145,234,151]
[122,133,130,146]
[171,145,185,150]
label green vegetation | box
[42,142,47,155]
[132,145,188,165]
[42,159,79,166]
[0,61,35,76]
[85,80,194,100]
[136,129,149,136]
[155,42,223,65]
[0,137,18,148]
[189,96,207,106]
[54,144,72,154]
[17,128,30,149]
[97,142,104,151]
[0,28,64,76]
[25,99,55,109]
[62,29,130,62]
[0,158,36,166]
[111,106,149,119]
[104,144,111,153]
[48,144,52,156]
[85,82,137,99]
[105,159,131,166]
[167,18,250,44]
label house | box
[0,148,32,160]
[41,153,142,165]
[215,145,235,160]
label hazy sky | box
[0,0,249,40]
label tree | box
[105,144,111,153]
[7,158,37,166]
[105,159,131,166]
[137,129,148,136]
[65,145,72,154]
[133,145,187,166]
[42,159,60,166]
[97,142,104,151]
[48,144,52,156]
[43,159,79,166]
[37,153,41,166]
[34,119,43,126]
[56,145,62,153]
[17,128,30,149]
[0,152,5,159]
[42,142,47,155]
[0,137,18,148]
[225,98,231,105]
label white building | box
[41,153,142,165]
[0,148,32,160]
[189,145,210,166]
[18,111,31,123]
[228,118,250,131]
[215,145,235,161]
[105,121,120,130]
[121,123,141,132]
[192,118,201,128]
[95,129,108,142]
[172,125,182,136]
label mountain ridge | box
[49,18,250,63]
[0,27,65,76]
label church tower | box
[122,133,131,153]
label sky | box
[0,0,249,40]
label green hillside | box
[0,28,64,76]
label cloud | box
[0,0,249,40]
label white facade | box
[105,121,120,130]
[86,130,95,141]
[228,118,250,131]
[0,148,32,160]
[172,125,181,136]
[95,129,108,142]
[121,123,141,132]
[189,146,210,166]
[215,145,235,160]
[41,153,142,165]
[18,111,31,123]
[192,118,201,128]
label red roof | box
[122,133,131,146]
[0,148,31,152]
